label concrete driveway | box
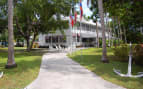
[26,52,126,89]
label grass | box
[68,48,143,89]
[0,47,48,89]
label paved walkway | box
[26,52,126,89]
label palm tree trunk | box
[123,26,127,43]
[108,22,111,47]
[117,18,123,44]
[112,16,118,47]
[5,0,17,69]
[97,0,109,63]
[105,13,111,47]
[119,20,122,41]
[116,18,120,46]
[96,21,99,48]
[111,27,114,47]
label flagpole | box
[69,4,73,56]
[79,0,83,59]
[71,25,73,55]
[74,10,77,55]
[69,8,71,55]
[80,20,83,59]
[70,21,72,55]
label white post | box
[68,8,72,54]
[71,27,73,55]
[75,26,77,54]
[80,21,83,58]
[58,35,60,51]
[127,42,132,76]
[50,34,53,49]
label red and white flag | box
[70,14,74,28]
[74,11,77,24]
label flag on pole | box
[70,14,74,28]
[80,0,83,20]
[74,11,77,24]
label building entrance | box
[82,38,96,47]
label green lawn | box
[0,47,47,89]
[68,48,143,89]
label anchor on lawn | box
[0,72,3,78]
[113,42,143,78]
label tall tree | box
[5,0,17,68]
[90,0,100,48]
[15,0,72,51]
[97,0,109,63]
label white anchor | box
[0,72,3,78]
[113,42,143,78]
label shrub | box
[113,44,129,62]
[133,44,143,66]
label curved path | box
[26,52,126,89]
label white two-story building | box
[38,17,110,48]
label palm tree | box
[5,0,17,68]
[95,20,99,48]
[97,0,109,63]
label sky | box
[79,0,112,22]
[76,0,93,17]
[82,0,92,17]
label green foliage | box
[0,0,7,18]
[90,0,99,22]
[127,30,143,44]
[0,30,8,41]
[113,44,129,62]
[99,39,109,47]
[133,44,143,66]
[0,0,7,34]
[113,44,137,62]
[15,0,74,34]
[13,0,75,50]
[90,0,143,44]
[0,19,7,33]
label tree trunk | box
[108,22,111,47]
[96,21,99,48]
[116,18,120,46]
[97,0,109,63]
[112,16,118,47]
[29,34,37,51]
[110,27,114,47]
[26,38,30,52]
[118,18,123,44]
[119,20,122,41]
[123,26,127,43]
[5,0,17,69]
[105,13,110,47]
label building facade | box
[38,18,110,49]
